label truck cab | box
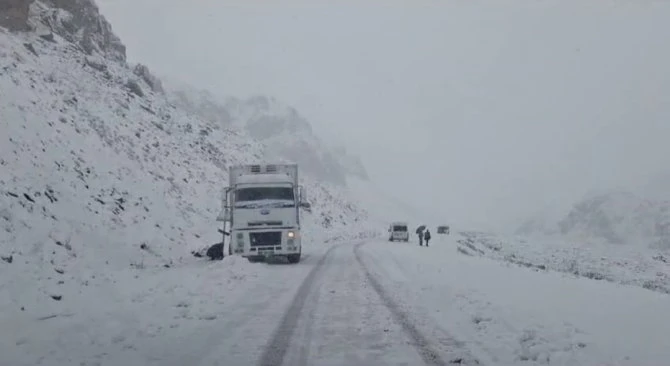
[217,164,310,263]
[388,222,409,242]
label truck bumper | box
[230,228,301,257]
[246,246,300,257]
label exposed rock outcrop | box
[0,0,32,31]
[30,0,125,61]
[133,63,164,93]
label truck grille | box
[249,231,282,247]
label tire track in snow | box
[257,243,341,366]
[354,242,477,366]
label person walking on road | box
[424,229,431,247]
[417,230,424,246]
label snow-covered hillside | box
[454,230,670,295]
[166,82,425,231]
[508,191,670,295]
[0,0,376,327]
[168,85,369,187]
[558,192,670,248]
[517,191,670,249]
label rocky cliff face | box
[1,0,165,95]
[0,0,31,31]
[39,0,125,61]
[1,0,126,62]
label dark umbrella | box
[415,225,426,234]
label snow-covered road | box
[262,242,476,366]
[359,238,670,366]
[4,237,670,366]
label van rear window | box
[393,225,407,232]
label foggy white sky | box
[97,0,670,231]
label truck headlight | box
[287,231,295,238]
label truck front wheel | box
[287,253,301,264]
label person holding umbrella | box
[415,225,426,246]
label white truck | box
[217,163,310,263]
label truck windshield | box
[393,225,407,232]
[235,187,295,208]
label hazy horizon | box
[97,0,670,232]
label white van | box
[388,222,409,242]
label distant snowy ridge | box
[517,191,670,249]
[166,83,369,187]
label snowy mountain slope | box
[0,0,375,333]
[508,191,670,295]
[514,207,564,237]
[166,83,425,235]
[516,191,670,249]
[453,230,670,295]
[559,191,670,248]
[166,84,369,187]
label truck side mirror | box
[300,201,311,210]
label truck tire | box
[287,253,301,264]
